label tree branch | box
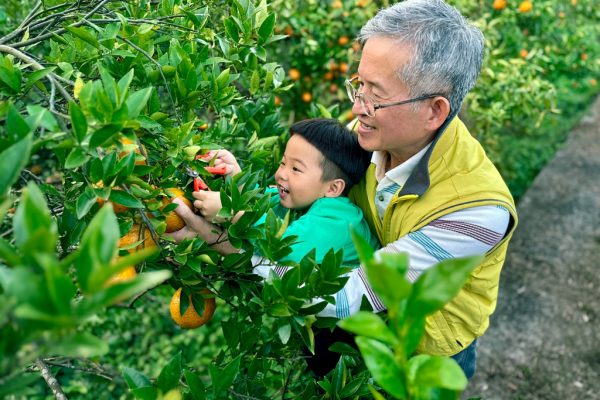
[35,358,68,400]
[0,44,73,104]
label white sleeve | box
[316,205,511,316]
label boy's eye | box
[292,166,301,172]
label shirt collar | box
[372,143,433,186]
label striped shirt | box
[252,149,510,317]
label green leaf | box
[117,69,134,106]
[65,26,100,48]
[406,255,482,318]
[183,370,206,400]
[108,189,143,209]
[6,105,31,140]
[338,312,397,346]
[249,70,260,95]
[223,18,239,41]
[257,13,275,44]
[89,124,122,148]
[51,332,109,358]
[0,133,31,197]
[130,387,159,400]
[65,147,89,169]
[365,252,412,312]
[157,352,182,393]
[210,356,241,397]
[69,101,88,143]
[0,65,21,91]
[355,337,406,398]
[24,67,55,91]
[76,204,119,293]
[123,367,153,389]
[278,323,291,344]
[126,87,152,119]
[0,237,19,266]
[408,355,468,391]
[13,182,57,255]
[76,186,99,219]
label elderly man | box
[317,0,518,378]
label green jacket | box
[350,117,518,356]
[257,191,379,265]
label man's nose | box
[351,95,364,116]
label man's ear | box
[325,178,346,198]
[425,96,451,131]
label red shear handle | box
[204,165,227,175]
[193,177,209,191]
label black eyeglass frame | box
[344,76,445,117]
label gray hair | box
[358,0,484,116]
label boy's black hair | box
[289,118,372,195]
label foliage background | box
[0,0,599,398]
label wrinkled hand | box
[167,198,221,243]
[192,190,223,221]
[202,149,241,176]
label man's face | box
[274,135,334,210]
[353,36,438,167]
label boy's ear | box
[325,178,346,198]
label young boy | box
[172,118,378,269]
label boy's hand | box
[198,149,241,176]
[192,190,223,222]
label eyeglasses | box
[344,76,443,117]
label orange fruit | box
[274,95,282,106]
[284,25,294,37]
[106,265,137,286]
[492,0,506,11]
[590,78,597,87]
[332,0,343,9]
[162,188,192,233]
[518,1,532,13]
[301,92,312,103]
[329,83,339,93]
[95,182,129,214]
[558,11,565,18]
[30,165,43,175]
[338,36,350,46]
[118,224,157,252]
[288,68,301,81]
[352,42,361,53]
[356,0,369,7]
[120,137,147,166]
[519,49,529,59]
[324,71,334,81]
[328,61,339,71]
[338,62,349,74]
[580,53,588,61]
[199,123,209,131]
[170,288,216,329]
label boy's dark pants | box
[304,327,357,377]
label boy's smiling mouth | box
[277,184,290,198]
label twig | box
[10,0,111,49]
[35,358,68,400]
[115,35,182,124]
[17,0,43,31]
[0,45,73,104]
[228,389,263,400]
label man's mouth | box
[359,120,376,130]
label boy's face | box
[275,135,336,210]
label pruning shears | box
[185,166,210,192]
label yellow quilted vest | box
[350,117,518,356]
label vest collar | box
[399,113,459,196]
